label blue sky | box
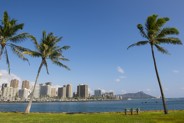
[0,0,184,97]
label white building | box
[2,87,18,101]
[33,84,41,99]
[19,88,29,100]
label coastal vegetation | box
[127,14,182,114]
[0,110,184,123]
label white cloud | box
[115,78,121,82]
[115,66,126,83]
[0,70,22,87]
[117,66,124,74]
[115,76,126,83]
[173,70,179,74]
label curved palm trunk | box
[151,45,168,114]
[0,46,4,60]
[25,61,44,113]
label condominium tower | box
[22,80,30,89]
[10,79,19,88]
[66,84,72,98]
[77,84,88,98]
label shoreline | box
[0,97,183,104]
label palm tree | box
[0,11,29,73]
[24,31,70,113]
[127,14,182,114]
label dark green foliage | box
[130,14,182,48]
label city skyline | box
[0,0,184,98]
[0,76,112,95]
[1,78,119,101]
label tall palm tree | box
[127,14,182,114]
[24,31,70,113]
[0,11,29,73]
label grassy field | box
[0,110,184,123]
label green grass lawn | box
[0,110,184,123]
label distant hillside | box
[120,91,156,100]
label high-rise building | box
[102,92,114,99]
[94,90,102,97]
[51,88,56,97]
[33,84,41,99]
[77,84,88,98]
[10,79,19,88]
[58,85,66,99]
[2,87,18,101]
[58,87,62,98]
[66,84,72,98]
[1,83,8,95]
[40,83,51,97]
[19,88,29,100]
[22,80,30,89]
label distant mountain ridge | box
[120,91,156,100]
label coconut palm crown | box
[0,11,29,73]
[128,14,182,114]
[24,31,70,113]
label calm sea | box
[0,98,184,113]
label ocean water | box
[0,98,184,113]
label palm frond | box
[155,44,169,54]
[58,57,69,61]
[3,11,9,24]
[51,60,70,70]
[137,24,148,38]
[155,17,169,31]
[4,47,10,74]
[157,37,182,45]
[10,44,30,64]
[127,41,149,49]
[9,43,31,52]
[61,46,70,50]
[23,50,41,58]
[9,33,29,43]
[27,35,40,50]
[146,14,158,31]
[55,37,62,43]
[157,28,179,38]
[12,23,24,33]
